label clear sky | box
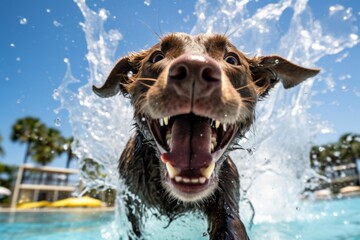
[0,0,359,168]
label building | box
[11,165,80,209]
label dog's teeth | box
[211,143,215,152]
[175,176,182,182]
[173,176,207,184]
[166,162,181,178]
[191,178,199,184]
[183,178,190,183]
[163,117,169,126]
[215,120,220,129]
[159,118,164,126]
[223,124,227,131]
[166,132,171,146]
[200,162,215,179]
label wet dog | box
[93,33,319,239]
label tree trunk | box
[23,141,32,164]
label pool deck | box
[0,207,115,213]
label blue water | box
[0,197,359,240]
[250,197,360,240]
[0,210,114,240]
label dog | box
[93,33,319,239]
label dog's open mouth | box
[147,113,237,197]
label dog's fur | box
[93,33,319,239]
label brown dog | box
[93,33,319,239]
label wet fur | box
[120,130,249,239]
[93,33,319,239]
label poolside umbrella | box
[0,186,11,196]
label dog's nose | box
[167,54,221,98]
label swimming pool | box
[1,197,359,240]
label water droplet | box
[16,57,21,62]
[53,20,62,27]
[10,43,15,48]
[246,148,255,155]
[5,77,10,81]
[296,206,300,211]
[178,9,182,14]
[19,17,28,25]
[54,117,62,127]
[98,9,108,21]
[46,8,51,13]
[16,99,21,104]
[127,71,133,78]
[64,58,69,63]
[144,0,151,6]
[53,89,60,100]
[202,232,208,237]
[295,234,302,239]
[274,59,279,64]
[141,117,146,122]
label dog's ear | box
[250,55,320,97]
[93,55,137,98]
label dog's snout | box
[168,54,221,97]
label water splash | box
[191,0,358,228]
[54,0,358,239]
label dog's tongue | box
[161,115,212,169]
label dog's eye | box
[151,52,165,63]
[224,54,240,65]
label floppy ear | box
[250,55,320,97]
[93,56,136,98]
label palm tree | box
[31,128,65,166]
[338,133,360,162]
[0,134,4,158]
[11,117,47,164]
[62,137,76,169]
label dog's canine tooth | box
[163,117,169,125]
[223,123,227,131]
[211,143,215,152]
[215,120,220,129]
[166,162,181,178]
[159,118,164,126]
[200,162,215,179]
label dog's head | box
[93,33,319,202]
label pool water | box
[250,197,360,240]
[0,197,359,240]
[0,210,114,240]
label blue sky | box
[0,0,359,168]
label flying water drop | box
[54,117,62,127]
